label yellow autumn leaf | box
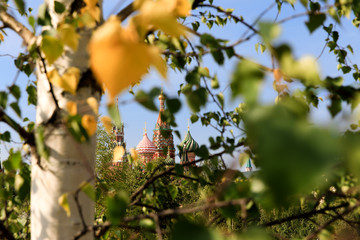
[58,23,80,51]
[0,32,4,42]
[130,148,138,162]
[80,0,101,27]
[89,16,167,99]
[101,116,113,134]
[47,67,80,95]
[81,114,97,136]
[66,101,77,115]
[134,0,191,17]
[58,193,71,217]
[135,0,187,37]
[86,97,98,115]
[113,146,125,162]
[174,0,191,17]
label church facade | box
[112,92,199,167]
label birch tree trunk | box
[31,1,102,239]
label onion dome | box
[136,132,156,155]
[180,130,199,152]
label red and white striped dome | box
[136,133,156,154]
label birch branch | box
[0,10,35,47]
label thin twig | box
[198,4,259,34]
[37,49,60,111]
[116,3,134,21]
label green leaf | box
[3,150,22,171]
[13,0,26,15]
[341,66,352,74]
[0,131,11,142]
[67,115,89,142]
[37,3,52,26]
[106,191,129,225]
[23,63,33,77]
[35,125,50,160]
[260,43,266,53]
[332,31,339,42]
[107,102,122,128]
[0,91,8,108]
[79,181,95,201]
[166,98,181,114]
[190,114,199,123]
[347,44,354,54]
[328,96,342,117]
[135,90,158,112]
[310,1,320,11]
[26,85,37,105]
[327,41,336,51]
[231,60,264,104]
[195,145,209,159]
[246,102,340,205]
[10,102,21,117]
[40,35,64,64]
[305,14,326,33]
[224,47,235,58]
[191,21,200,31]
[168,184,178,199]
[211,50,225,65]
[259,22,281,44]
[9,85,21,100]
[185,71,200,85]
[28,16,35,32]
[54,1,65,13]
[216,92,224,108]
[200,34,220,49]
[211,75,219,89]
[186,88,207,112]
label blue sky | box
[1,0,360,168]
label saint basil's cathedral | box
[112,92,199,167]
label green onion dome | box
[180,130,199,152]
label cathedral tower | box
[152,91,175,159]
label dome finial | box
[188,118,190,131]
[143,122,147,135]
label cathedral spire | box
[143,122,147,135]
[153,90,175,160]
[158,88,165,111]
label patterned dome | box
[179,130,199,152]
[136,133,156,154]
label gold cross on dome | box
[143,122,147,135]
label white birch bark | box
[31,1,102,239]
